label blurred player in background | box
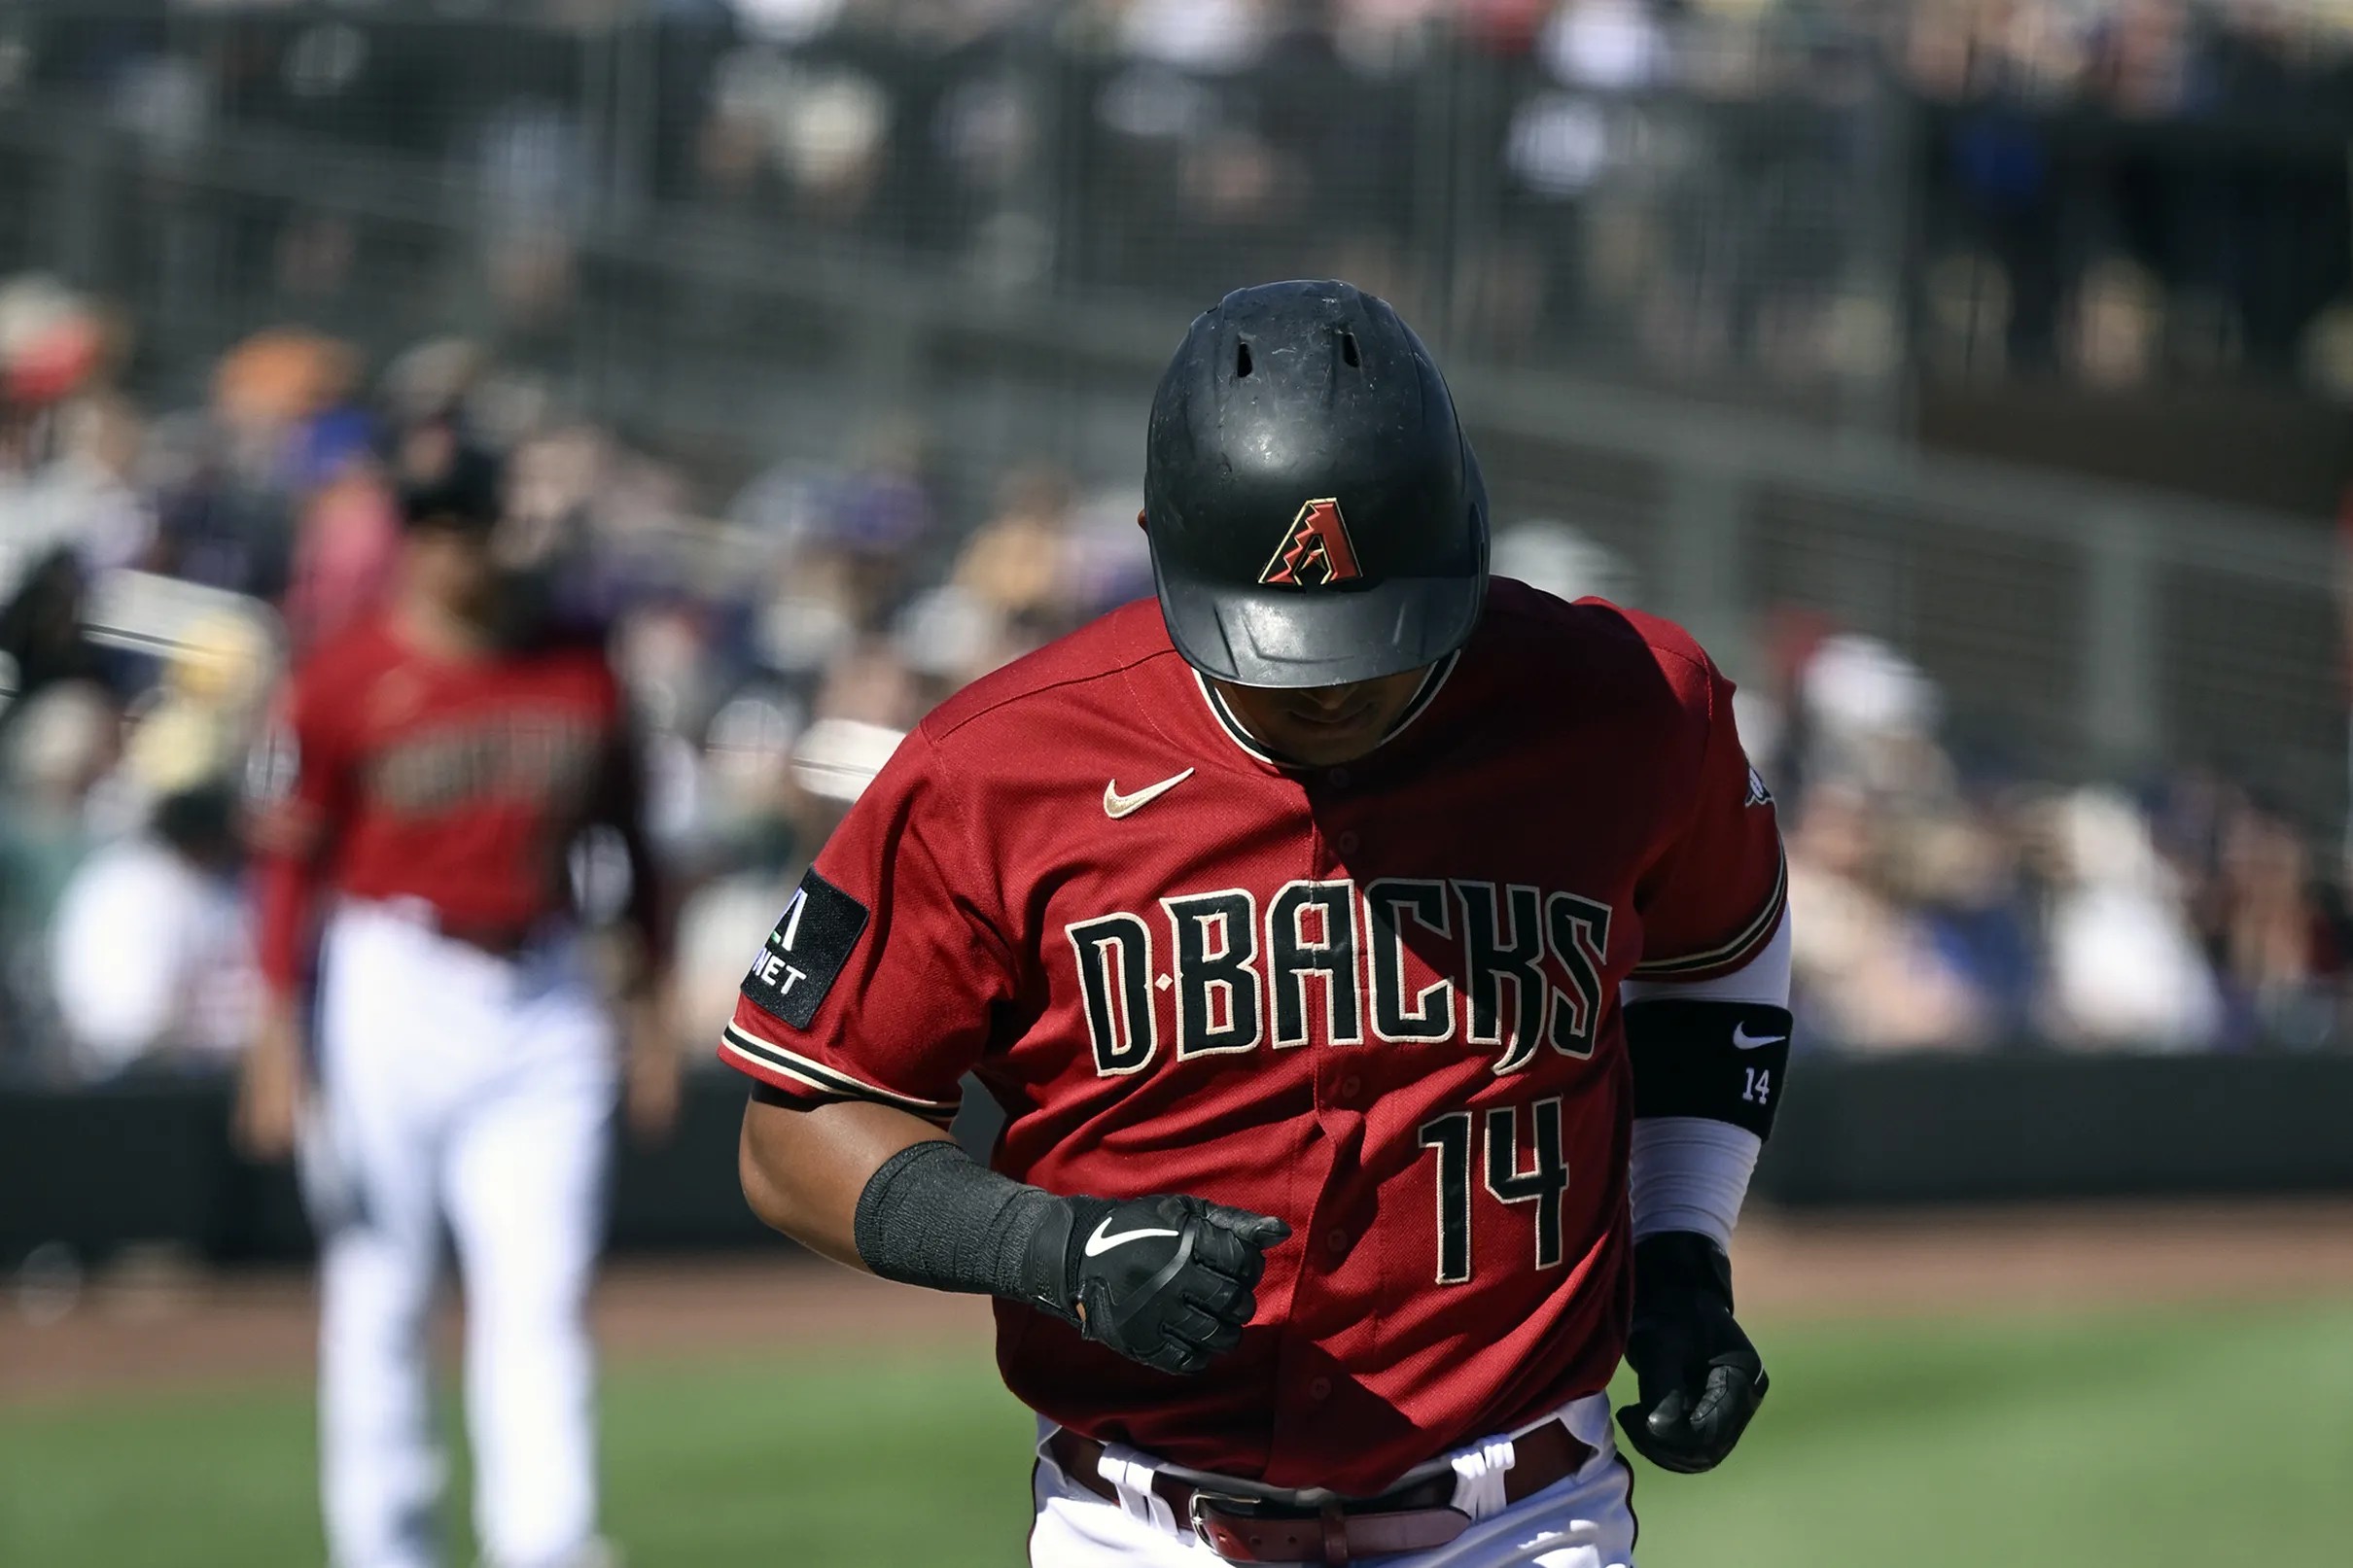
[237,447,676,1568]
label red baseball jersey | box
[253,612,651,995]
[720,579,1784,1494]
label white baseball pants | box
[1029,1394,1636,1568]
[307,900,616,1568]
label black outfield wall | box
[5,1053,2351,1267]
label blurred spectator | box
[0,681,119,1063]
[1538,0,1668,90]
[279,409,399,653]
[1897,804,2041,1043]
[732,430,937,683]
[154,329,361,601]
[0,547,110,709]
[954,463,1076,627]
[1786,781,1994,1051]
[474,99,595,326]
[0,394,153,596]
[0,274,106,414]
[1119,0,1272,74]
[119,603,277,812]
[1795,633,1950,800]
[2208,795,2345,1047]
[2040,786,2223,1050]
[0,679,116,897]
[50,784,254,1080]
[1493,519,1638,606]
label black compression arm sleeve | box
[851,1140,1079,1322]
[1624,998,1793,1138]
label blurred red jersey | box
[252,613,642,995]
[719,581,1784,1494]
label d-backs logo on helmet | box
[1259,499,1362,588]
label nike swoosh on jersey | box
[1731,1024,1787,1050]
[1084,1216,1183,1256]
[1103,768,1195,819]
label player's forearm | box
[737,1095,952,1271]
[738,1097,1070,1310]
[251,851,321,1000]
[739,1095,1280,1371]
[599,726,674,980]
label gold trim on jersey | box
[1627,850,1788,980]
[720,1024,961,1126]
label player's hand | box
[1047,1194,1290,1376]
[623,990,683,1145]
[234,1000,309,1163]
[1615,1232,1769,1474]
[627,1047,683,1143]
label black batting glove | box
[1615,1232,1770,1474]
[1027,1194,1290,1376]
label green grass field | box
[4,1301,2349,1567]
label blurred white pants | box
[308,900,616,1568]
[1029,1394,1636,1568]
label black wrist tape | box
[1625,998,1793,1138]
[851,1140,1076,1318]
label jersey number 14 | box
[1416,1098,1569,1285]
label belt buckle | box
[1185,1488,1269,1560]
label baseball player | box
[237,451,675,1568]
[730,280,1790,1565]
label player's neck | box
[391,590,496,662]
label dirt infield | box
[8,1200,2352,1406]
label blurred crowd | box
[1746,627,2351,1054]
[0,278,1158,1085]
[668,0,2353,387]
[711,0,2353,96]
[5,276,2349,1088]
[14,0,2353,398]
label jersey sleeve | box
[718,724,1017,1129]
[1630,655,1786,982]
[248,659,355,999]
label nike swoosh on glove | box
[1035,1193,1290,1376]
[1615,1231,1770,1474]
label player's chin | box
[1267,718,1387,767]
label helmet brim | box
[1154,556,1487,689]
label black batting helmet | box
[1142,280,1489,688]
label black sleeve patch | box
[740,869,869,1029]
[1624,998,1793,1139]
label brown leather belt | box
[421,907,541,960]
[1045,1419,1594,1565]
[369,897,542,961]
